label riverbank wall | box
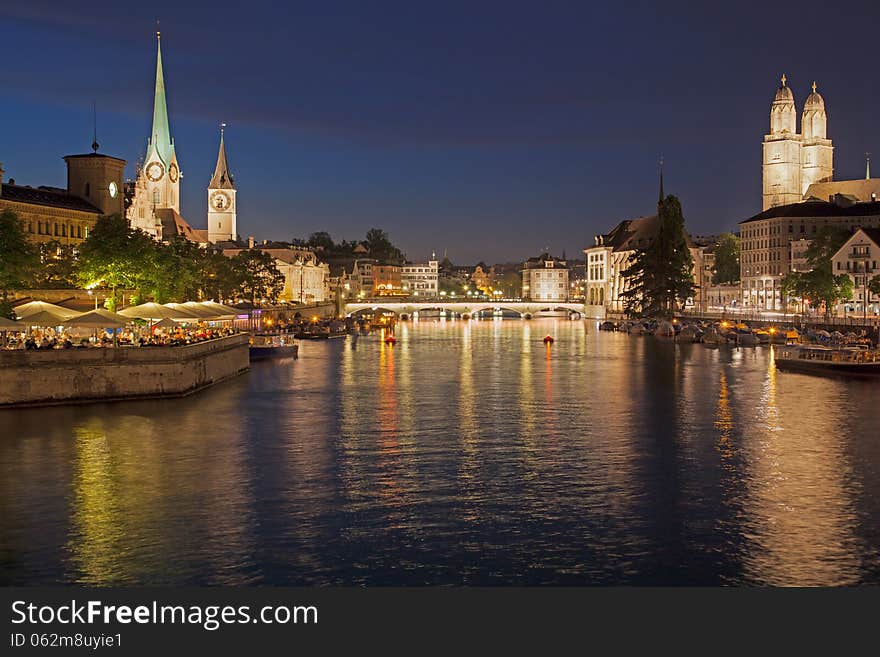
[0,334,250,409]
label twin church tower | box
[762,74,833,210]
[127,32,237,244]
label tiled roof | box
[859,227,880,246]
[804,179,880,203]
[594,213,697,252]
[154,208,208,243]
[0,183,102,213]
[740,199,880,223]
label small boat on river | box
[774,345,880,379]
[249,333,299,361]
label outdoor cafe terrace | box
[0,301,244,350]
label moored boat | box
[774,345,880,379]
[249,333,299,361]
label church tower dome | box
[762,74,803,210]
[803,82,825,110]
[801,80,832,194]
[769,73,797,134]
[801,81,828,139]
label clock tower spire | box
[142,29,181,214]
[207,124,237,243]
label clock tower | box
[142,31,181,214]
[207,125,236,243]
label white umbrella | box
[182,301,229,318]
[20,310,70,327]
[165,303,206,322]
[66,308,130,329]
[14,300,77,320]
[152,317,181,329]
[118,302,180,321]
[199,301,241,315]
[0,316,23,329]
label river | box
[1,319,879,585]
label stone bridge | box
[343,300,586,319]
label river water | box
[1,319,879,586]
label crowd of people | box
[0,324,241,350]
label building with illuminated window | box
[522,253,568,302]
[739,199,880,309]
[0,154,125,246]
[401,257,439,297]
[831,227,880,315]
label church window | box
[27,222,33,233]
[153,190,159,204]
[84,182,90,197]
[54,223,59,236]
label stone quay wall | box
[0,334,250,408]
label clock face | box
[211,191,231,211]
[169,163,179,182]
[108,181,118,198]
[146,161,165,182]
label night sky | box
[1,1,878,263]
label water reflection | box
[1,320,879,585]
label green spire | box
[150,31,173,166]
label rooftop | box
[740,199,880,224]
[0,183,102,214]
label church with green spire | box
[127,31,235,245]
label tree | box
[202,251,241,302]
[781,271,808,313]
[792,226,853,318]
[307,231,334,250]
[144,236,206,303]
[620,195,694,317]
[364,228,403,264]
[805,226,850,269]
[232,250,285,306]
[711,233,740,284]
[75,214,155,310]
[0,209,40,318]
[33,241,78,289]
[868,275,880,301]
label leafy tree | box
[711,232,740,284]
[307,231,334,250]
[202,251,241,302]
[783,268,852,318]
[232,250,285,306]
[33,241,78,289]
[620,195,694,317]
[0,209,40,318]
[805,227,850,269]
[364,228,403,264]
[868,275,880,300]
[75,214,155,310]
[144,236,206,303]
[784,226,853,317]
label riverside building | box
[739,198,880,309]
[521,254,569,302]
[584,215,706,318]
[830,227,880,316]
[401,257,439,297]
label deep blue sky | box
[1,1,878,263]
